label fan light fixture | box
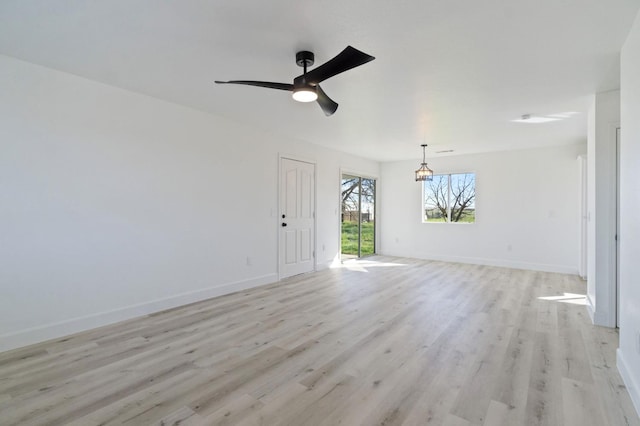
[415,144,434,182]
[215,46,375,116]
[292,86,318,102]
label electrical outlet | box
[246,256,252,266]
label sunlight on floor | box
[330,257,408,272]
[538,292,587,305]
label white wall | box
[586,90,620,327]
[379,144,585,274]
[0,54,379,352]
[618,10,640,416]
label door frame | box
[339,168,379,260]
[278,154,317,280]
[616,127,621,328]
[578,154,588,280]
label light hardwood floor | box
[0,257,638,425]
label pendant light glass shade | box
[415,144,433,181]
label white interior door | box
[279,158,315,278]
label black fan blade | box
[316,85,338,116]
[295,46,375,85]
[215,80,293,91]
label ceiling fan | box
[215,46,375,116]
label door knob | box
[282,223,287,227]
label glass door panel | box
[360,178,375,256]
[341,174,376,258]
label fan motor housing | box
[296,51,314,67]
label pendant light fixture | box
[415,144,434,182]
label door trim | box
[616,127,621,328]
[278,154,317,280]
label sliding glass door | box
[341,174,376,258]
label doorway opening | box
[341,174,376,259]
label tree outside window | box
[423,173,475,223]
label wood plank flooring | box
[0,257,638,425]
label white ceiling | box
[1,1,638,161]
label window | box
[423,173,476,223]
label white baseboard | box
[617,348,640,419]
[0,273,277,353]
[316,261,331,271]
[378,250,578,275]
